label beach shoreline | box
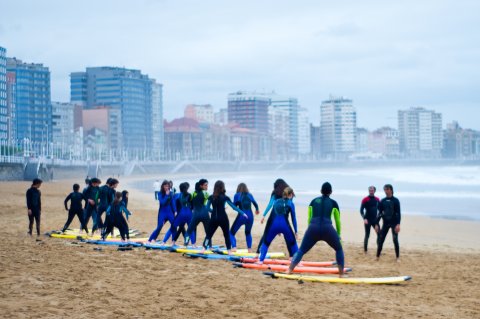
[1,178,479,318]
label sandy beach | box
[1,177,479,318]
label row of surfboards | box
[48,229,412,284]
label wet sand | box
[0,178,479,318]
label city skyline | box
[1,0,479,130]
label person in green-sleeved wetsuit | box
[287,182,345,277]
[184,179,209,246]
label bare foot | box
[339,273,349,278]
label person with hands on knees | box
[287,182,346,278]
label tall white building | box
[52,102,76,147]
[320,96,356,159]
[398,107,442,158]
[151,80,164,157]
[0,46,6,140]
[269,93,299,156]
[297,107,311,156]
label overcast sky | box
[1,0,479,130]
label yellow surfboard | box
[265,272,412,284]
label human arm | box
[64,193,71,210]
[307,206,313,225]
[360,198,368,224]
[233,193,241,208]
[289,201,298,234]
[205,198,213,213]
[121,205,132,221]
[332,201,341,238]
[226,199,247,218]
[376,200,383,225]
[159,193,172,207]
[261,195,275,223]
[249,193,260,214]
[395,198,401,233]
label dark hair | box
[213,180,226,198]
[384,184,394,193]
[273,178,289,198]
[194,181,201,192]
[122,190,129,207]
[160,180,170,195]
[198,178,208,186]
[90,177,101,185]
[73,183,80,191]
[106,178,113,185]
[321,182,332,195]
[179,182,190,194]
[32,178,43,186]
[236,183,249,193]
[109,178,119,186]
[113,191,122,205]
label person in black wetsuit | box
[202,180,247,254]
[62,183,87,233]
[26,178,43,236]
[257,179,290,254]
[82,177,101,234]
[287,182,345,277]
[360,186,380,253]
[95,178,118,235]
[375,184,401,261]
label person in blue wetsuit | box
[258,187,298,263]
[230,183,259,252]
[170,182,193,246]
[375,184,401,262]
[257,179,290,254]
[62,183,87,233]
[202,180,247,255]
[184,179,209,247]
[148,180,175,243]
[287,182,345,277]
[360,185,380,253]
[102,192,132,242]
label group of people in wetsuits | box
[147,177,401,276]
[25,175,401,277]
[62,177,132,241]
[360,184,402,261]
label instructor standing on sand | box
[375,184,401,262]
[360,186,380,254]
[26,178,43,237]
